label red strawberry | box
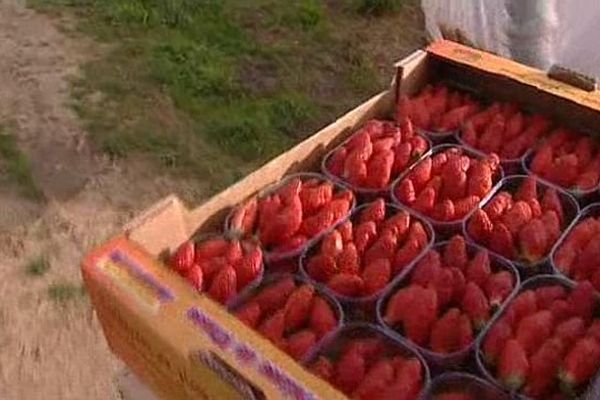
[327,273,364,297]
[498,339,529,390]
[362,258,392,295]
[466,248,492,287]
[360,198,386,224]
[258,194,282,232]
[574,238,600,280]
[365,149,394,189]
[393,141,413,176]
[502,201,533,235]
[253,277,296,313]
[194,238,228,262]
[299,209,334,238]
[489,222,516,259]
[337,220,353,243]
[407,220,429,248]
[410,135,429,156]
[372,137,395,153]
[384,285,419,325]
[504,112,525,139]
[393,238,422,273]
[283,284,315,331]
[485,271,514,307]
[442,167,467,201]
[444,235,468,270]
[278,178,302,205]
[272,234,307,254]
[430,308,473,353]
[260,196,303,246]
[432,199,456,221]
[401,117,415,140]
[555,317,586,345]
[411,250,441,286]
[588,321,600,342]
[346,131,373,160]
[354,221,377,254]
[353,359,395,399]
[519,219,549,263]
[208,265,237,304]
[483,319,512,365]
[483,191,513,222]
[327,147,347,177]
[548,154,579,188]
[527,198,542,218]
[479,114,505,154]
[462,121,479,147]
[531,144,553,174]
[300,182,333,215]
[574,136,594,166]
[310,356,333,381]
[309,297,337,338]
[287,330,316,361]
[234,301,262,328]
[467,209,493,244]
[186,264,204,291]
[454,195,481,219]
[230,197,258,236]
[335,347,366,393]
[428,267,454,308]
[170,240,195,273]
[413,187,435,214]
[524,337,566,397]
[234,246,262,290]
[410,157,432,191]
[403,287,438,346]
[333,189,354,206]
[507,291,538,325]
[321,230,343,258]
[381,358,423,400]
[258,309,285,344]
[576,170,600,190]
[343,152,368,186]
[535,285,567,309]
[337,242,359,275]
[380,211,410,239]
[431,152,448,175]
[515,176,538,201]
[395,178,416,204]
[516,310,555,355]
[559,337,600,390]
[364,231,398,266]
[541,188,564,223]
[467,163,494,199]
[462,281,490,329]
[306,254,337,282]
[567,281,597,322]
[450,267,467,303]
[549,299,571,322]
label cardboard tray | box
[82,41,600,400]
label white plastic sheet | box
[422,0,600,78]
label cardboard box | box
[82,41,600,400]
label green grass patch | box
[25,255,50,277]
[355,0,406,15]
[0,130,42,200]
[48,282,86,303]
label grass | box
[25,255,50,277]
[355,0,406,15]
[48,282,86,303]
[0,130,42,200]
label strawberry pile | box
[382,235,516,353]
[396,84,480,133]
[229,175,354,258]
[304,198,430,298]
[460,103,552,160]
[393,147,501,222]
[169,237,262,304]
[233,276,339,361]
[554,213,600,291]
[309,330,426,399]
[466,176,568,264]
[529,129,600,191]
[481,281,600,398]
[324,119,429,190]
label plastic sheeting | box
[422,0,600,78]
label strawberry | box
[253,277,296,313]
[410,135,429,156]
[337,220,353,243]
[309,297,337,338]
[208,265,237,304]
[354,221,377,254]
[489,222,516,259]
[467,163,493,199]
[224,240,243,264]
[395,178,416,204]
[549,154,579,188]
[372,137,395,153]
[431,152,448,175]
[576,170,600,190]
[271,235,307,256]
[499,339,529,390]
[320,230,343,258]
[466,248,492,287]
[306,254,337,282]
[567,281,597,322]
[483,319,512,365]
[380,211,410,239]
[384,285,419,325]
[359,198,386,224]
[432,199,455,221]
[186,264,204,291]
[478,114,504,154]
[574,238,600,280]
[461,121,479,147]
[555,317,586,345]
[343,151,368,186]
[411,250,441,286]
[230,197,258,236]
[170,240,195,273]
[260,196,303,246]
[407,220,429,248]
[362,258,392,295]
[437,104,479,131]
[346,131,373,160]
[515,176,538,201]
[310,356,333,381]
[401,116,415,139]
[393,238,422,273]
[450,267,467,303]
[428,267,454,308]
[574,136,594,166]
[541,188,564,223]
[535,285,567,309]
[403,287,438,346]
[516,310,555,355]
[519,218,549,263]
[333,188,354,205]
[234,301,262,328]
[365,149,395,189]
[345,338,384,361]
[234,246,262,290]
[531,144,553,174]
[485,271,514,307]
[381,358,423,400]
[335,347,366,394]
[549,299,571,322]
[337,242,359,275]
[467,209,493,244]
[299,209,334,238]
[410,157,432,191]
[327,273,364,297]
[524,337,566,397]
[258,194,282,232]
[287,330,316,361]
[559,337,600,390]
[278,178,302,205]
[462,281,490,329]
[283,284,315,331]
[527,198,542,218]
[392,142,413,175]
[454,195,481,219]
[588,321,600,342]
[507,291,538,325]
[444,235,468,270]
[504,112,525,139]
[413,186,435,214]
[501,201,533,235]
[483,191,513,222]
[353,359,395,399]
[300,182,333,215]
[430,308,473,353]
[258,309,286,344]
[327,147,347,177]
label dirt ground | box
[0,1,423,399]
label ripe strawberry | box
[343,152,368,186]
[413,186,436,214]
[504,112,525,139]
[283,284,315,331]
[549,299,571,322]
[381,358,423,400]
[507,291,538,326]
[234,301,262,328]
[384,285,419,325]
[466,248,492,287]
[170,240,195,273]
[327,147,347,177]
[450,267,467,303]
[483,191,513,222]
[258,309,285,344]
[410,157,432,191]
[253,277,296,313]
[287,330,316,361]
[430,308,473,353]
[478,114,504,154]
[410,135,429,156]
[574,136,594,166]
[327,273,364,297]
[516,310,555,355]
[454,195,481,219]
[335,347,366,394]
[363,232,397,268]
[337,220,353,243]
[527,198,542,218]
[574,238,600,280]
[208,265,237,304]
[345,338,384,361]
[559,337,600,390]
[278,178,302,205]
[320,231,343,259]
[499,339,529,390]
[310,356,333,381]
[430,152,448,175]
[567,281,597,322]
[346,131,373,160]
[234,246,262,290]
[393,238,422,273]
[467,209,493,244]
[403,287,438,346]
[531,144,553,174]
[309,297,337,338]
[366,149,395,189]
[541,188,564,223]
[576,170,600,190]
[260,196,302,246]
[354,221,377,254]
[407,220,429,248]
[467,163,493,199]
[535,285,567,309]
[432,199,455,221]
[362,259,392,295]
[225,240,243,264]
[392,142,413,175]
[300,182,333,215]
[489,222,516,259]
[258,194,282,232]
[485,271,514,307]
[515,176,538,201]
[373,137,395,153]
[519,218,549,263]
[360,198,386,224]
[271,234,307,256]
[588,321,600,342]
[306,254,337,282]
[353,359,395,399]
[333,188,354,205]
[428,267,454,308]
[299,209,334,238]
[462,281,490,329]
[411,250,441,286]
[555,317,586,345]
[186,264,204,291]
[548,154,579,188]
[524,337,566,397]
[483,319,512,365]
[461,121,479,147]
[380,211,410,239]
[501,201,533,235]
[444,235,468,270]
[337,242,359,275]
[230,197,258,236]
[395,178,416,204]
[401,116,415,139]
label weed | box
[25,256,50,277]
[0,130,42,200]
[48,282,86,303]
[355,0,405,15]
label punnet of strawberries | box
[308,325,427,399]
[466,176,575,265]
[396,84,481,133]
[381,235,517,356]
[232,275,341,361]
[169,236,263,305]
[393,146,502,223]
[323,119,429,191]
[528,129,600,192]
[553,206,600,291]
[480,279,600,399]
[228,174,355,261]
[302,198,431,299]
[429,372,510,400]
[460,102,552,160]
